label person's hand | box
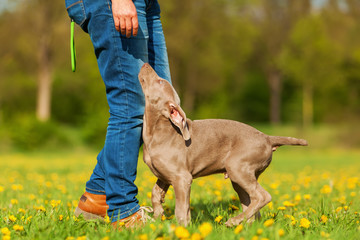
[111,0,138,38]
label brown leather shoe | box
[111,206,153,230]
[74,192,109,220]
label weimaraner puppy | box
[138,63,308,227]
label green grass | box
[0,147,359,240]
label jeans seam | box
[86,187,106,194]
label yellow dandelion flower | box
[147,192,152,199]
[229,204,239,211]
[175,226,190,239]
[59,215,64,221]
[257,228,263,235]
[199,222,212,238]
[263,219,274,227]
[0,186,4,192]
[278,206,286,211]
[291,185,300,191]
[2,235,11,240]
[214,190,221,196]
[18,208,26,214]
[299,218,311,229]
[336,207,343,213]
[9,215,17,222]
[50,200,61,208]
[76,236,86,240]
[191,233,202,240]
[234,224,243,234]
[10,199,18,205]
[28,194,36,200]
[283,201,295,207]
[350,192,356,197]
[26,216,33,222]
[320,185,332,194]
[267,202,273,210]
[101,237,110,240]
[13,224,24,231]
[294,194,301,202]
[278,229,285,237]
[320,215,328,223]
[320,231,330,238]
[150,223,156,231]
[303,194,311,200]
[139,234,148,240]
[1,227,11,235]
[161,215,166,221]
[214,215,223,223]
[344,206,349,211]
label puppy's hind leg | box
[151,179,170,219]
[231,181,261,223]
[225,170,271,227]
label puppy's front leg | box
[173,174,192,226]
[151,179,170,218]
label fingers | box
[116,15,138,38]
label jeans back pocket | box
[65,0,87,31]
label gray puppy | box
[138,63,308,226]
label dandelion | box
[101,237,110,240]
[150,224,156,231]
[18,208,26,214]
[26,216,33,223]
[13,225,24,231]
[229,204,239,211]
[147,192,152,199]
[199,222,212,238]
[175,226,190,239]
[321,231,330,238]
[278,206,286,211]
[336,207,343,213]
[161,215,166,221]
[263,219,274,227]
[278,229,285,237]
[1,227,11,235]
[303,194,311,200]
[191,233,202,240]
[283,201,295,207]
[10,199,18,205]
[0,186,4,192]
[234,224,243,234]
[320,185,332,194]
[59,215,64,221]
[138,234,148,240]
[344,206,349,211]
[50,200,61,208]
[34,205,46,212]
[267,202,273,210]
[294,194,301,202]
[214,215,223,223]
[350,192,356,197]
[320,215,328,223]
[9,215,17,222]
[256,228,263,235]
[76,236,86,240]
[299,218,311,228]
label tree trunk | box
[36,34,52,122]
[267,70,282,125]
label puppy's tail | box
[269,136,308,148]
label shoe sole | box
[74,207,105,221]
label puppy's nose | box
[141,63,151,69]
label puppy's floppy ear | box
[167,102,190,141]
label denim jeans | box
[65,0,171,222]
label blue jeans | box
[65,0,171,222]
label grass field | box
[0,147,359,240]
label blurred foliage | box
[0,0,360,149]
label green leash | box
[70,20,76,72]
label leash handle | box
[70,19,76,72]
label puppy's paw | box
[225,215,244,227]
